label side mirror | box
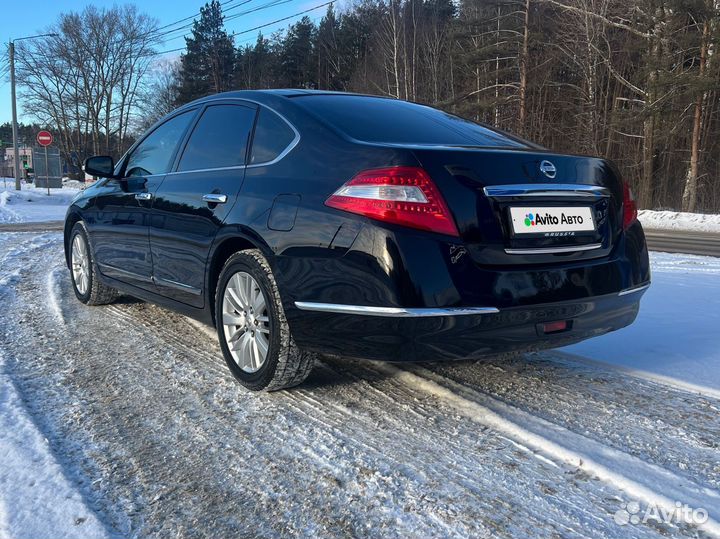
[84,156,115,178]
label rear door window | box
[292,95,527,148]
[250,108,297,164]
[178,104,257,172]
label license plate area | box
[509,206,596,236]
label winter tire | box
[215,249,316,391]
[70,222,118,305]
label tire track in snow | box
[46,266,67,325]
[3,235,716,538]
[0,233,119,538]
[67,303,516,537]
[0,232,58,290]
[108,304,507,497]
[377,362,720,538]
[99,304,489,537]
[109,288,720,537]
[419,351,720,494]
[111,305,533,490]
[101,298,685,538]
[112,296,720,537]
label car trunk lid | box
[411,147,624,266]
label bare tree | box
[138,58,181,130]
[16,5,158,162]
[682,0,715,211]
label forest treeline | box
[14,0,720,212]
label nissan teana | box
[65,90,650,390]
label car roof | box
[171,90,537,150]
[180,89,387,108]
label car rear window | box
[292,95,527,148]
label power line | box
[229,1,333,37]
[150,0,286,42]
[151,0,264,45]
[235,13,324,47]
[149,0,334,57]
[148,45,187,57]
[225,0,295,24]
[153,0,298,45]
[150,0,247,37]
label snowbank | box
[564,251,720,393]
[0,180,81,223]
[0,354,110,539]
[638,209,720,233]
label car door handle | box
[135,192,152,201]
[202,193,228,204]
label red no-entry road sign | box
[36,131,53,147]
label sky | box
[0,0,328,126]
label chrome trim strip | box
[166,165,246,176]
[504,243,603,255]
[294,302,499,317]
[154,276,202,295]
[97,263,153,283]
[618,283,651,296]
[484,184,611,199]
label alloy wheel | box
[71,234,90,295]
[221,271,271,373]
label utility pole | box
[8,34,59,191]
[9,41,21,191]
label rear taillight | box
[325,166,459,237]
[622,182,638,230]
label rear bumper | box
[290,286,647,361]
[278,218,650,361]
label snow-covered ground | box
[0,230,718,538]
[0,352,111,539]
[0,179,81,223]
[639,209,720,233]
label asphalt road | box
[1,221,717,257]
[0,220,64,232]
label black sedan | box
[65,90,650,391]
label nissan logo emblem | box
[540,160,557,179]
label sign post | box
[1,141,5,189]
[36,131,53,196]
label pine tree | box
[236,33,279,89]
[176,0,235,105]
[280,16,318,88]
[317,6,342,90]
